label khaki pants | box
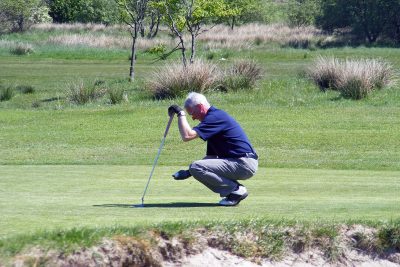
[189,156,258,197]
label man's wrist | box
[178,111,186,117]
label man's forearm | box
[178,115,198,142]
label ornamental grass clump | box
[148,60,221,99]
[308,56,394,99]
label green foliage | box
[223,0,284,26]
[317,0,400,44]
[287,0,322,26]
[0,0,49,33]
[378,223,400,251]
[48,0,120,24]
[146,43,166,54]
[158,0,234,35]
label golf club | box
[135,114,174,208]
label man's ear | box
[198,104,207,113]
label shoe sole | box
[219,192,248,207]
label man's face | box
[185,104,204,121]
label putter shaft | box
[140,115,174,205]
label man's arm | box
[168,105,198,142]
[178,115,198,142]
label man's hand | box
[172,170,192,180]
[168,105,183,117]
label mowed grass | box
[0,165,399,239]
[1,32,400,248]
[1,105,400,170]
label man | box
[168,92,258,206]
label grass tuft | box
[66,81,106,105]
[147,60,221,99]
[222,59,263,91]
[16,85,35,94]
[308,57,395,99]
[9,43,35,55]
[108,87,127,104]
[0,86,15,101]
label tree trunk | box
[190,31,195,64]
[129,26,138,82]
[180,38,187,68]
[147,12,156,38]
[140,22,145,38]
[152,13,160,38]
[230,16,235,30]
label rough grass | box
[308,56,395,99]
[1,220,399,266]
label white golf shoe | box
[219,185,248,206]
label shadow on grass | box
[93,203,220,208]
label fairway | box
[1,165,399,239]
[2,16,400,264]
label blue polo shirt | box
[193,106,256,158]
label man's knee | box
[189,160,205,177]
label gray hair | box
[184,92,210,108]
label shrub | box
[108,88,126,104]
[308,57,394,99]
[222,60,263,91]
[10,43,34,55]
[16,85,35,94]
[48,0,120,24]
[0,86,15,101]
[147,61,221,99]
[287,0,322,26]
[67,81,106,104]
[146,43,166,55]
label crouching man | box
[168,92,258,206]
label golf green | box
[1,165,399,239]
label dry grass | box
[308,56,395,99]
[32,23,126,32]
[47,33,173,50]
[148,60,221,99]
[38,23,330,50]
[198,23,328,49]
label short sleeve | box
[193,117,225,141]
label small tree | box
[146,0,162,38]
[158,0,233,67]
[224,0,257,30]
[116,0,148,82]
[0,0,49,33]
